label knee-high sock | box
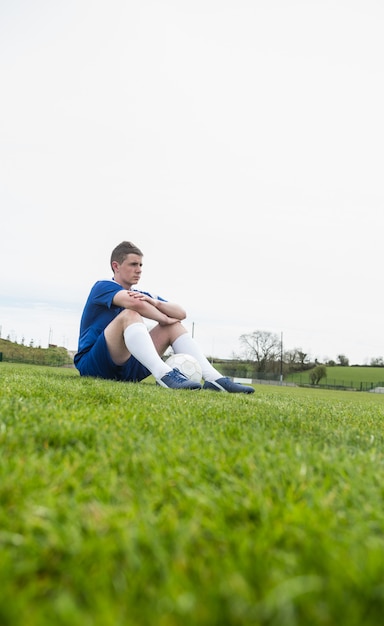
[123,323,170,380]
[172,334,222,382]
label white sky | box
[0,0,383,364]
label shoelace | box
[169,368,188,381]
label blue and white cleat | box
[158,368,202,390]
[203,377,255,394]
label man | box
[74,241,254,393]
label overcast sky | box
[0,0,383,364]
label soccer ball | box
[166,353,203,383]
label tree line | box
[214,330,384,380]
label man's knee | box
[118,309,142,329]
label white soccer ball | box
[166,353,203,383]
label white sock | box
[172,334,222,382]
[123,323,171,381]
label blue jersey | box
[74,280,166,366]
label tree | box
[284,349,298,368]
[370,357,384,367]
[297,350,309,368]
[309,365,327,385]
[284,348,312,373]
[239,330,281,371]
[337,354,349,367]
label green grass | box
[286,366,384,390]
[1,363,384,625]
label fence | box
[293,377,384,392]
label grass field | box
[1,363,384,625]
[286,366,384,390]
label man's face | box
[112,254,143,288]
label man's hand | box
[124,291,180,325]
[158,316,181,326]
[126,291,155,305]
[127,291,186,321]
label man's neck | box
[112,276,132,290]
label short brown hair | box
[110,241,143,269]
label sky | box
[0,0,383,365]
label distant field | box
[1,362,384,626]
[286,366,384,390]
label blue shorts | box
[75,332,151,382]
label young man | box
[74,241,254,393]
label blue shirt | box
[74,280,166,365]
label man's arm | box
[112,290,186,324]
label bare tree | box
[239,330,281,371]
[284,348,310,369]
[284,349,298,367]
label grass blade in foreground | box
[1,363,384,625]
